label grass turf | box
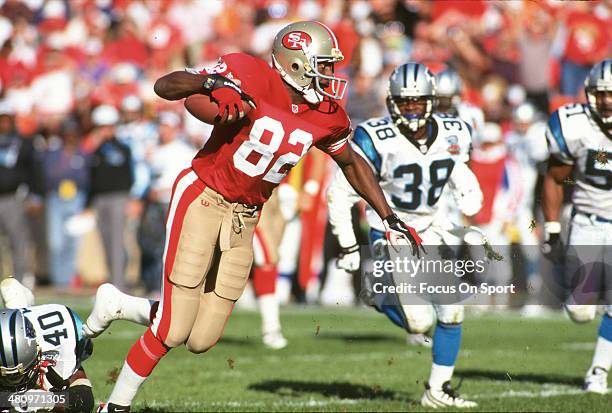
[64,302,610,412]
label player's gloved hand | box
[336,244,360,272]
[383,214,426,258]
[541,221,564,264]
[202,74,257,124]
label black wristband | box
[201,74,241,95]
[339,244,359,254]
[383,214,400,226]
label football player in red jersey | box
[97,21,424,412]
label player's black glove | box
[541,221,564,264]
[382,214,426,258]
[201,74,256,123]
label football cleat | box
[0,277,35,309]
[83,283,125,338]
[583,366,609,394]
[262,331,288,350]
[407,333,433,348]
[97,403,131,412]
[421,381,477,409]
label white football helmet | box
[435,68,462,114]
[0,309,40,391]
[585,58,612,125]
[272,20,347,104]
[387,63,436,132]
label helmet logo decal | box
[282,31,312,50]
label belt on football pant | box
[571,208,612,224]
[202,186,260,251]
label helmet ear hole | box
[291,63,299,71]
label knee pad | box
[565,304,597,324]
[403,305,435,334]
[186,293,234,353]
[436,305,464,325]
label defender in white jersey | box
[542,59,612,394]
[327,63,482,409]
[0,278,94,412]
[435,68,484,139]
[434,68,485,228]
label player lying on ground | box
[0,278,94,412]
[327,63,483,409]
[96,20,424,412]
[542,58,612,395]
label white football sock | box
[120,294,155,326]
[258,293,281,335]
[428,363,454,390]
[108,362,146,406]
[589,336,612,373]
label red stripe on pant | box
[165,168,193,226]
[157,177,204,342]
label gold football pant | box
[150,168,260,352]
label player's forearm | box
[327,171,361,247]
[339,153,393,220]
[154,71,207,100]
[542,172,564,222]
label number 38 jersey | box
[22,304,90,389]
[352,114,472,232]
[188,53,351,206]
[545,103,612,219]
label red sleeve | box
[315,111,352,155]
[186,53,270,101]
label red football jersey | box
[189,53,351,206]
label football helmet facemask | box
[387,63,436,133]
[435,68,462,114]
[272,20,347,104]
[585,58,612,126]
[0,309,41,391]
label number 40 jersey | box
[21,304,91,390]
[546,103,612,219]
[344,113,478,232]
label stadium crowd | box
[0,0,610,307]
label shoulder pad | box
[352,124,382,173]
[545,104,589,161]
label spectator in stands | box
[0,100,36,286]
[87,104,133,290]
[138,111,194,295]
[41,118,90,288]
[553,1,610,96]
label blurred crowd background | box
[0,0,610,308]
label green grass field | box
[64,301,610,412]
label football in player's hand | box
[184,95,252,125]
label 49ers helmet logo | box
[282,31,312,50]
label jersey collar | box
[401,118,438,154]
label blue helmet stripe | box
[353,126,382,174]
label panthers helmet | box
[272,20,347,104]
[387,63,436,132]
[435,68,462,114]
[0,309,40,391]
[585,58,612,125]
